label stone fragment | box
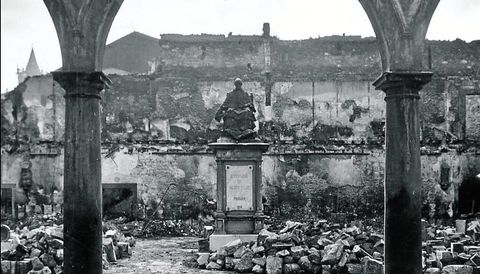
[442,265,473,274]
[258,229,278,243]
[234,245,247,258]
[266,255,283,274]
[290,246,306,260]
[30,248,43,259]
[253,256,266,266]
[424,267,441,274]
[252,245,265,255]
[235,251,254,273]
[40,253,57,268]
[103,238,117,262]
[321,243,344,265]
[206,261,222,270]
[224,239,243,256]
[196,253,209,268]
[117,242,130,258]
[308,248,322,264]
[362,257,383,274]
[252,264,264,274]
[283,263,301,274]
[31,257,44,271]
[298,256,313,273]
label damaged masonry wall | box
[1,34,480,219]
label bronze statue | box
[215,78,257,141]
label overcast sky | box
[1,0,479,93]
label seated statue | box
[215,78,257,141]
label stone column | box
[52,71,110,274]
[374,71,432,273]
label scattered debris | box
[196,218,480,274]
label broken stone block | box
[298,256,313,273]
[457,220,467,234]
[362,257,383,274]
[197,253,209,268]
[252,245,265,255]
[30,248,43,259]
[308,248,322,264]
[252,264,264,274]
[103,238,117,262]
[31,257,44,271]
[321,243,344,265]
[234,245,247,258]
[424,267,441,274]
[224,239,243,256]
[206,261,222,270]
[266,255,283,274]
[283,263,301,274]
[40,253,57,268]
[258,229,278,244]
[442,265,473,274]
[252,256,266,267]
[290,245,307,260]
[234,251,254,273]
[117,242,130,258]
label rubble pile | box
[196,219,480,274]
[1,223,65,274]
[422,220,480,274]
[0,221,136,274]
[197,220,385,274]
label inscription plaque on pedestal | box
[226,165,253,211]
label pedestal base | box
[209,234,258,251]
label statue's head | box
[234,78,243,89]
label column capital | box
[358,0,439,71]
[373,70,432,99]
[52,71,111,99]
[43,0,123,71]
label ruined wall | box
[2,35,479,219]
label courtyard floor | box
[104,237,229,274]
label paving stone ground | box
[104,237,231,274]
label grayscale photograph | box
[1,0,479,273]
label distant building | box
[17,48,42,83]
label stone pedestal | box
[208,142,269,250]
